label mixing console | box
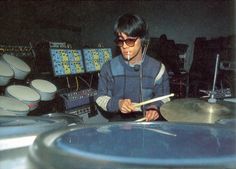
[59,88,97,110]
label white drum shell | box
[0,116,72,169]
[0,96,29,115]
[0,76,12,86]
[30,79,57,101]
[0,108,26,116]
[1,54,31,80]
[5,85,40,111]
[0,61,14,86]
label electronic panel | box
[50,49,85,76]
[83,48,112,72]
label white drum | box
[5,85,40,111]
[1,54,31,80]
[0,61,14,86]
[30,79,57,101]
[0,116,71,169]
[0,96,29,116]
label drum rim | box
[6,85,41,101]
[31,79,57,93]
[2,54,31,72]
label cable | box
[78,75,90,88]
[89,73,94,88]
[140,41,149,116]
[75,76,79,91]
[66,76,71,89]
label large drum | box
[5,85,41,111]
[28,122,236,169]
[0,116,71,169]
[30,79,57,101]
[1,54,31,80]
[0,61,14,86]
[0,96,29,116]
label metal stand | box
[208,54,219,103]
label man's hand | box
[119,99,136,113]
[145,109,159,121]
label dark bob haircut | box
[114,13,148,40]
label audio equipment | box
[83,48,112,72]
[50,48,85,76]
[0,44,33,58]
[65,104,96,118]
[49,42,72,49]
[58,88,97,110]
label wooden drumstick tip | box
[134,93,174,108]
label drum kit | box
[0,54,236,169]
[0,54,57,116]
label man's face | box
[117,32,142,62]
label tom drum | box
[5,85,41,111]
[0,61,14,86]
[0,96,29,116]
[30,79,57,101]
[1,54,31,80]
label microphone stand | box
[140,41,149,116]
[208,54,220,103]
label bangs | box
[114,14,147,38]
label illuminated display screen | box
[83,48,112,72]
[50,49,85,76]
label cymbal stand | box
[208,54,219,103]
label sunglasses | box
[114,37,138,47]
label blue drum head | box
[29,122,236,169]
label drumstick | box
[135,117,146,122]
[134,93,174,108]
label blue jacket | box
[96,54,170,113]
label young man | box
[96,13,170,121]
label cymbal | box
[160,98,236,124]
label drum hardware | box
[199,88,232,99]
[208,54,219,103]
[160,98,236,123]
[224,98,236,103]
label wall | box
[0,0,235,70]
